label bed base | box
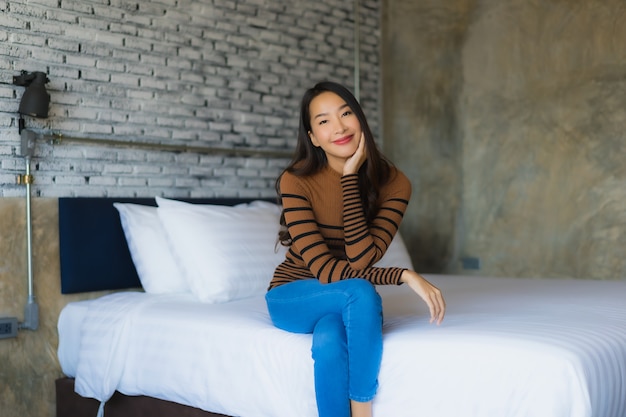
[56,377,231,417]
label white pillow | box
[113,203,189,294]
[374,232,414,270]
[155,197,287,303]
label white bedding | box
[57,274,626,417]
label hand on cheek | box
[343,132,367,176]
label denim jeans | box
[265,278,383,417]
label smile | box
[333,135,353,145]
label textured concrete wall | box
[382,1,468,272]
[383,0,626,281]
[461,1,626,280]
[0,198,112,417]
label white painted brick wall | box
[0,0,381,198]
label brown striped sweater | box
[269,164,412,290]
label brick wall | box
[0,0,381,198]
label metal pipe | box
[43,133,293,158]
[25,157,33,297]
[20,155,38,330]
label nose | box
[334,118,347,134]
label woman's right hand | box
[401,270,446,325]
[343,132,367,176]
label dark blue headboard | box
[58,197,273,294]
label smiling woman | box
[266,81,445,417]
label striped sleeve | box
[341,174,410,270]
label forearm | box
[341,174,380,268]
[341,174,410,270]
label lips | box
[333,135,353,145]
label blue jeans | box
[265,278,383,417]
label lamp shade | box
[17,72,50,118]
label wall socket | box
[0,317,18,339]
[461,257,481,270]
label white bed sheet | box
[57,275,626,417]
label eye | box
[342,110,352,117]
[318,119,328,125]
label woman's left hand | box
[401,270,446,325]
[343,132,367,176]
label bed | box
[55,197,626,417]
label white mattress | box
[57,275,626,417]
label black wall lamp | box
[13,70,50,134]
[11,70,50,332]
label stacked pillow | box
[114,198,414,303]
[113,202,190,295]
[154,197,287,304]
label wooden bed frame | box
[56,197,271,417]
[56,377,228,417]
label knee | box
[348,279,382,312]
[311,314,346,362]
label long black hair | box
[276,81,394,245]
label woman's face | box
[308,91,362,173]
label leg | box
[266,279,383,417]
[342,279,383,403]
[350,400,373,417]
[311,314,350,417]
